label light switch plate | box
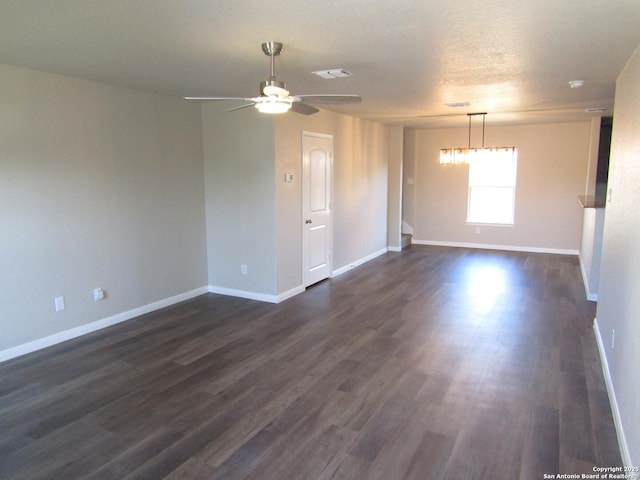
[54,296,65,312]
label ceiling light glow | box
[254,96,293,114]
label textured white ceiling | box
[1,0,639,127]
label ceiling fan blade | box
[183,96,252,101]
[290,102,320,115]
[222,103,256,113]
[296,94,362,104]
[186,44,362,115]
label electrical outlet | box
[611,329,615,349]
[241,264,248,275]
[54,296,65,312]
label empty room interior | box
[2,1,640,479]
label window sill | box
[466,222,514,228]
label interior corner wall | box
[274,111,390,294]
[585,117,602,197]
[402,129,418,232]
[404,122,590,252]
[202,105,277,296]
[0,64,207,352]
[595,43,640,467]
[387,126,404,249]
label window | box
[467,148,517,225]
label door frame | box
[302,131,334,287]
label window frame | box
[465,148,518,226]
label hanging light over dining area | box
[439,113,516,165]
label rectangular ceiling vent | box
[312,69,353,79]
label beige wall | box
[201,106,392,300]
[0,64,207,352]
[274,111,391,294]
[202,106,277,296]
[596,43,640,466]
[0,63,394,354]
[404,122,591,252]
[387,126,404,250]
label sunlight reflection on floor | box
[466,265,507,314]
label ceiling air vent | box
[445,102,470,108]
[312,69,353,79]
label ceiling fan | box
[184,41,361,115]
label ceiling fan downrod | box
[260,41,287,96]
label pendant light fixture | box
[439,113,515,165]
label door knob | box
[305,219,312,224]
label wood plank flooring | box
[0,246,623,479]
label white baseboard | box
[411,239,579,256]
[579,255,599,301]
[387,246,402,252]
[212,250,394,302]
[276,285,305,303]
[0,286,209,364]
[593,318,633,467]
[208,285,278,303]
[332,247,388,277]
[207,284,305,304]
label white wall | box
[595,43,640,467]
[0,64,207,353]
[403,122,590,253]
[579,207,605,301]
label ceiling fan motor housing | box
[260,78,287,96]
[260,41,286,96]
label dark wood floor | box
[0,246,622,479]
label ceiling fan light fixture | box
[254,96,293,114]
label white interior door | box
[302,132,333,287]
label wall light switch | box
[284,173,293,183]
[407,177,414,185]
[54,296,65,312]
